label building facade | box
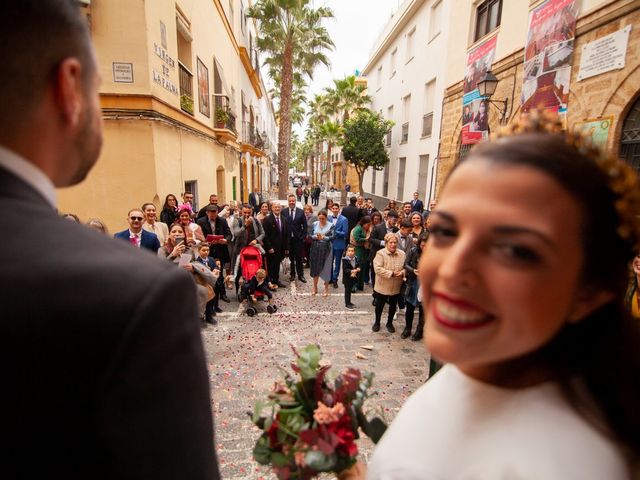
[361,0,451,205]
[58,0,278,231]
[437,0,640,196]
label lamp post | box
[476,70,509,124]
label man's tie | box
[276,216,281,231]
[129,234,139,247]
[290,208,294,218]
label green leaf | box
[271,452,291,468]
[253,435,272,465]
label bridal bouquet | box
[250,344,387,480]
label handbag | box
[280,257,291,277]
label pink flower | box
[294,451,306,467]
[313,401,345,425]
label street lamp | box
[477,70,509,124]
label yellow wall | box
[57,120,156,233]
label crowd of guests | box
[62,189,440,336]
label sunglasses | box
[129,216,144,221]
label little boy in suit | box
[342,245,360,310]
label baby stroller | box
[234,245,277,316]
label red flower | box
[267,419,281,449]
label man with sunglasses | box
[114,208,161,253]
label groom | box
[0,1,219,478]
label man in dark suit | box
[411,191,424,213]
[196,193,219,219]
[262,202,289,288]
[197,204,232,302]
[361,197,378,218]
[341,195,361,241]
[282,194,307,282]
[0,2,219,478]
[249,187,262,214]
[114,208,161,253]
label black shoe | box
[214,307,223,313]
[345,304,356,310]
[386,323,395,333]
[289,275,296,282]
[372,322,381,332]
[205,314,217,325]
[411,332,423,341]
[298,276,307,283]
[276,281,287,288]
[400,328,412,339]
[332,281,339,289]
[220,295,231,303]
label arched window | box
[620,96,640,173]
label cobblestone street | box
[202,272,433,479]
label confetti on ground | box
[202,258,433,479]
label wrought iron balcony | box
[213,94,237,133]
[178,63,194,115]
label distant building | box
[361,0,451,204]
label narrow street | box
[202,207,433,477]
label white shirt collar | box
[0,145,57,208]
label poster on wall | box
[197,57,210,118]
[573,116,613,150]
[461,35,498,145]
[521,0,579,122]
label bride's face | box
[419,158,602,382]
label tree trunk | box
[277,39,294,199]
[326,142,333,194]
[341,159,348,205]
[356,166,365,200]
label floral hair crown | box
[496,110,640,254]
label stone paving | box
[202,274,434,479]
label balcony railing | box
[242,122,267,150]
[213,94,237,133]
[242,121,256,145]
[179,63,194,115]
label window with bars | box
[474,0,502,42]
[401,123,409,143]
[621,97,640,174]
[383,164,390,197]
[397,157,406,200]
[422,113,433,137]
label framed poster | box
[521,0,579,122]
[461,35,498,145]
[573,116,614,150]
[197,57,210,118]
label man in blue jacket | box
[328,203,349,288]
[114,208,161,253]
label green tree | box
[322,75,370,202]
[340,109,394,196]
[247,0,334,199]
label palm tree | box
[247,0,334,199]
[322,75,371,202]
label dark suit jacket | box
[342,255,361,285]
[262,213,289,259]
[196,215,232,263]
[369,222,399,261]
[341,205,361,238]
[114,228,161,253]
[0,166,219,479]
[411,199,424,213]
[282,206,307,243]
[249,192,261,213]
